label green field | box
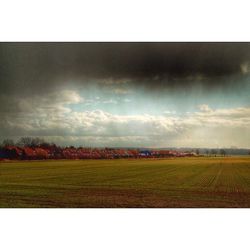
[1,157,250,207]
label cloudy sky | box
[1,43,250,148]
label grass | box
[1,157,250,207]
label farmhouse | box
[139,150,151,157]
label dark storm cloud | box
[1,42,250,95]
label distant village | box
[0,137,198,160]
[0,137,249,161]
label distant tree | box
[220,148,226,156]
[211,149,217,156]
[17,137,33,147]
[205,149,209,156]
[195,149,200,155]
[17,137,46,147]
[2,139,15,147]
[40,142,52,149]
[30,137,45,147]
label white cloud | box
[123,98,132,103]
[1,91,250,148]
[163,110,176,115]
[101,78,131,85]
[198,104,212,112]
[2,90,84,115]
[113,88,132,95]
[102,99,118,104]
[194,106,250,127]
[241,62,250,74]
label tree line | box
[1,137,250,156]
[1,137,54,148]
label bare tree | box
[17,137,47,147]
[30,137,45,147]
[17,137,33,147]
[211,149,217,156]
[2,139,15,147]
[220,148,226,156]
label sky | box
[1,43,250,148]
